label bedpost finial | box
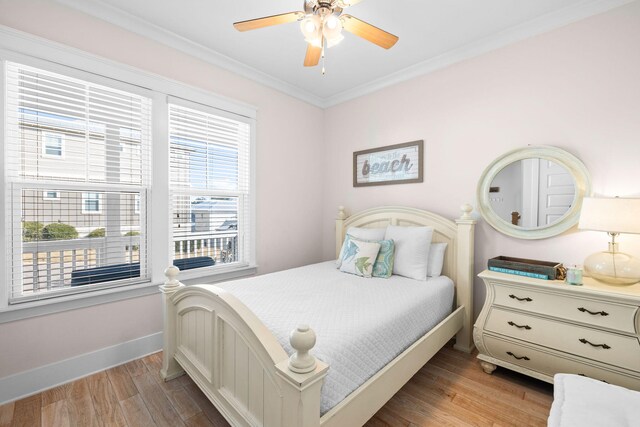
[337,206,347,220]
[288,324,317,374]
[460,203,473,220]
[161,265,182,293]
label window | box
[1,42,255,314]
[82,192,102,214]
[43,191,60,200]
[5,62,151,303]
[169,100,252,271]
[42,132,64,158]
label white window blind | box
[5,62,152,302]
[169,100,251,270]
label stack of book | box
[488,256,563,280]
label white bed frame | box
[160,205,476,427]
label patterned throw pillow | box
[372,239,395,278]
[337,235,395,278]
[338,238,381,278]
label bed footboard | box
[160,267,329,427]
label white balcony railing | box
[21,233,237,294]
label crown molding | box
[54,0,325,108]
[322,0,636,107]
[53,0,636,109]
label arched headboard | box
[335,205,477,353]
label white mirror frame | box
[477,146,591,240]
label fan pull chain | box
[321,39,326,75]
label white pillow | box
[384,225,433,280]
[428,242,448,277]
[339,239,381,278]
[347,227,386,240]
[337,227,387,268]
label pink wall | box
[321,2,640,316]
[0,0,325,378]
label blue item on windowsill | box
[70,257,216,286]
[71,262,141,286]
[173,256,216,271]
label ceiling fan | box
[233,0,399,71]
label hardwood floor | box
[0,345,553,426]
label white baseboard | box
[0,332,163,405]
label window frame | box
[42,191,60,201]
[41,131,65,159]
[0,33,257,322]
[168,97,253,274]
[81,192,103,214]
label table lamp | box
[578,197,640,285]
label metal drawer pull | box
[509,294,533,302]
[508,321,532,330]
[579,338,611,349]
[578,307,609,316]
[506,351,530,361]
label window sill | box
[0,264,258,324]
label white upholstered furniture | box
[160,205,476,427]
[474,270,640,390]
[548,373,640,427]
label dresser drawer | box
[493,283,639,334]
[483,334,640,391]
[485,307,640,372]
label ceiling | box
[56,0,632,107]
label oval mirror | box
[477,146,591,239]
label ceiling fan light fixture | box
[325,14,340,30]
[300,15,322,40]
[325,32,344,48]
[322,15,343,48]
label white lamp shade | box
[578,197,640,234]
[300,15,322,46]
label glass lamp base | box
[584,251,640,286]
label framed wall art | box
[353,140,423,187]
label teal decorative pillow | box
[338,238,381,278]
[372,239,395,278]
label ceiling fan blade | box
[233,11,304,32]
[304,44,322,67]
[341,14,398,49]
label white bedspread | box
[217,261,454,414]
[548,374,640,427]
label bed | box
[159,205,476,427]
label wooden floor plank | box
[132,371,186,427]
[86,372,128,427]
[184,412,216,427]
[11,394,42,427]
[0,402,14,427]
[66,378,100,427]
[421,364,550,420]
[183,383,231,427]
[385,391,475,427]
[120,394,157,427]
[41,400,70,427]
[106,365,139,402]
[124,358,148,377]
[369,410,412,427]
[41,383,70,407]
[165,387,202,421]
[402,380,496,426]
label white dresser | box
[474,269,640,390]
